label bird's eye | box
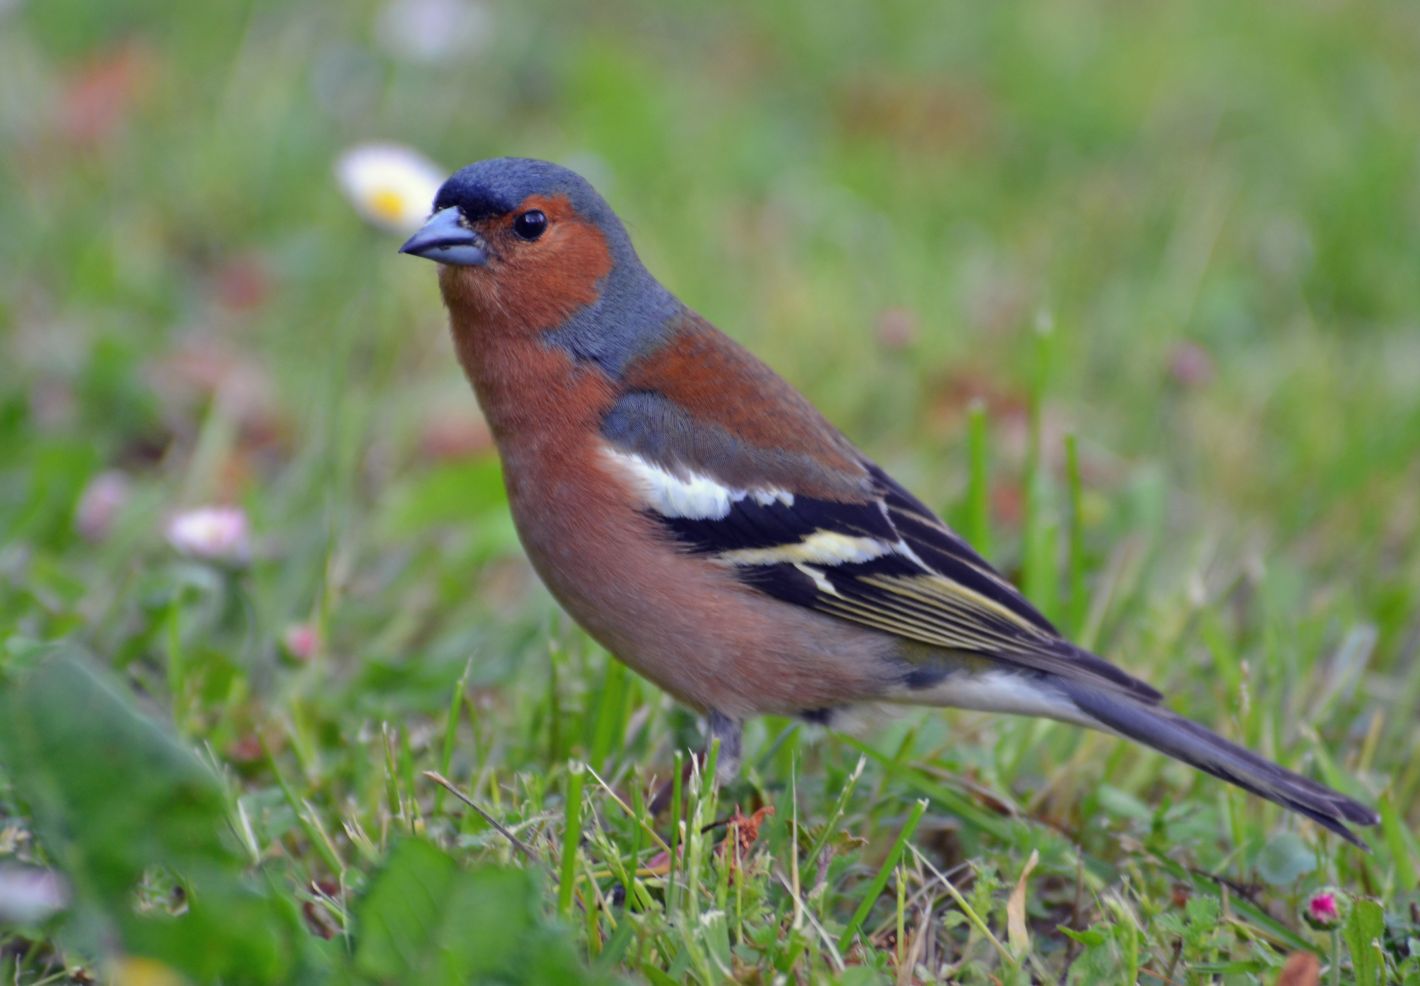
[513,210,547,240]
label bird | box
[398,156,1379,846]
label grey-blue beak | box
[399,207,488,266]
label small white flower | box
[376,0,492,64]
[166,505,251,563]
[336,143,444,235]
[0,866,68,925]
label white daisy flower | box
[166,505,251,564]
[335,143,444,235]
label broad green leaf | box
[1343,897,1387,986]
[0,648,318,983]
[0,648,234,905]
[353,839,621,985]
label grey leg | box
[706,711,743,785]
[649,710,743,815]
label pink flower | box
[875,307,919,351]
[1167,341,1215,388]
[281,623,320,662]
[1303,889,1342,930]
[75,470,131,541]
[165,505,251,563]
[0,866,68,925]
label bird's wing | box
[598,359,1162,703]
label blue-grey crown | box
[434,157,618,231]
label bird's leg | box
[705,710,743,785]
[649,710,743,815]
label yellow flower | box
[110,957,187,986]
[335,143,445,235]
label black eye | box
[513,209,547,240]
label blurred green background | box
[2,0,1418,982]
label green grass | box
[2,0,1419,982]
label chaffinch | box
[400,157,1378,845]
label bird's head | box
[401,157,681,373]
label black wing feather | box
[644,452,1161,703]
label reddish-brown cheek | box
[438,219,612,345]
[441,194,614,344]
[500,222,612,330]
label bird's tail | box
[1055,680,1379,847]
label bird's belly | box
[499,441,898,718]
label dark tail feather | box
[1056,681,1380,847]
